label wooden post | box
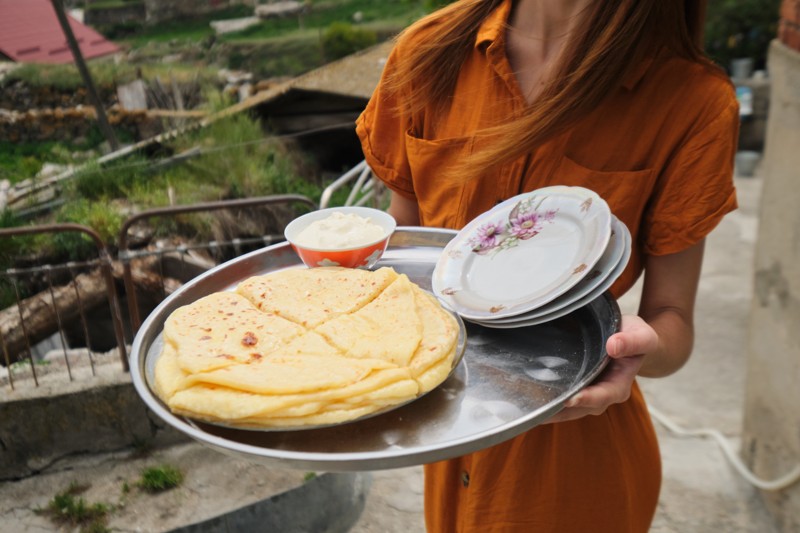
[50,0,120,151]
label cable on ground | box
[648,405,800,491]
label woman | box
[356,0,738,531]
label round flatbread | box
[154,266,460,429]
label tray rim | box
[129,227,619,471]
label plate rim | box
[470,220,632,329]
[432,188,612,320]
[485,216,628,323]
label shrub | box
[321,22,377,61]
[705,0,782,72]
[54,199,124,258]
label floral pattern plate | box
[432,187,612,320]
[484,215,628,324]
[468,217,631,328]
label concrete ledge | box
[1,364,186,480]
[175,472,371,533]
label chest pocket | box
[551,156,656,236]
[405,130,475,229]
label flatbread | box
[167,367,418,420]
[163,291,304,375]
[407,290,460,378]
[315,274,423,366]
[154,266,461,429]
[236,266,398,327]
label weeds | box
[138,465,184,493]
[38,482,111,533]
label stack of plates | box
[432,186,631,328]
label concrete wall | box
[0,370,186,480]
[741,30,800,533]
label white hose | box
[648,405,800,491]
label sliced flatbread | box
[153,343,189,400]
[236,266,398,328]
[167,367,418,420]
[407,290,460,378]
[154,265,462,429]
[183,354,395,395]
[415,345,457,394]
[315,274,423,366]
[163,291,305,375]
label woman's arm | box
[548,239,706,422]
[387,192,421,226]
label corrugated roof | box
[0,0,120,64]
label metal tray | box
[130,227,619,471]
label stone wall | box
[0,106,156,144]
[81,0,251,27]
[143,0,250,24]
[741,22,800,533]
[0,82,117,110]
[83,2,147,27]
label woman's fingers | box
[546,355,644,423]
[546,314,656,424]
[606,314,659,359]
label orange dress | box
[356,2,739,531]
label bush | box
[321,22,377,62]
[54,199,125,258]
[705,0,782,72]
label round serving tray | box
[130,227,619,471]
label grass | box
[116,0,425,47]
[118,5,253,46]
[138,464,184,493]
[222,0,426,42]
[226,35,327,78]
[86,0,143,9]
[0,107,352,269]
[0,0,418,265]
[0,132,105,185]
[2,61,220,92]
[38,482,112,533]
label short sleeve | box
[642,96,739,255]
[355,44,417,201]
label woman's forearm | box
[637,307,694,378]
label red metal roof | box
[0,0,120,64]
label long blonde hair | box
[384,0,711,179]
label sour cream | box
[295,211,386,249]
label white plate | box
[468,218,631,329]
[432,187,612,320]
[485,216,627,324]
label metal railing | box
[117,194,316,333]
[1,194,316,389]
[319,160,386,209]
[0,223,127,388]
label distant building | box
[0,0,119,64]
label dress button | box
[461,470,470,487]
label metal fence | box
[1,194,316,389]
[0,223,126,388]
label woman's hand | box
[545,314,658,423]
[544,240,707,423]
